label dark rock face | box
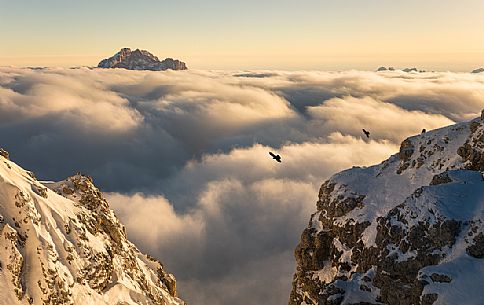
[376,67,395,71]
[471,68,484,74]
[429,172,452,185]
[430,273,452,283]
[403,67,419,73]
[467,233,484,258]
[399,139,415,161]
[397,138,415,174]
[290,118,484,305]
[457,121,484,171]
[0,148,9,159]
[98,48,187,71]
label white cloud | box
[307,96,454,142]
[1,67,483,305]
[0,67,143,132]
[107,140,398,304]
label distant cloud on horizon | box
[1,67,483,305]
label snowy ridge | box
[330,119,471,247]
[0,152,185,305]
[291,115,484,305]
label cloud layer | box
[1,67,483,305]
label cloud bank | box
[1,67,483,305]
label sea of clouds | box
[1,66,483,305]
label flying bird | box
[269,152,281,163]
[362,129,370,138]
[422,128,426,133]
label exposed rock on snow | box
[290,117,484,305]
[98,48,187,71]
[0,154,185,305]
[0,148,9,160]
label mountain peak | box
[290,115,484,305]
[0,151,185,305]
[98,48,187,71]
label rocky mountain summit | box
[471,68,484,74]
[377,67,425,73]
[290,111,484,305]
[376,67,395,72]
[0,151,185,305]
[98,48,187,71]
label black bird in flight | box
[362,129,370,138]
[269,152,282,163]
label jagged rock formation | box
[376,67,394,72]
[290,113,484,305]
[471,68,484,74]
[98,48,187,71]
[402,67,420,73]
[376,67,425,73]
[0,151,185,305]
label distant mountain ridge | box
[377,66,426,73]
[98,48,187,71]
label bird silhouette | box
[422,128,426,133]
[362,129,370,138]
[269,152,281,163]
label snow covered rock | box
[0,148,9,160]
[290,117,484,305]
[98,48,187,71]
[0,153,185,305]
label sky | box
[1,0,484,70]
[1,66,484,304]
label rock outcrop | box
[0,150,185,305]
[376,67,425,73]
[471,68,484,74]
[98,48,187,71]
[0,148,9,159]
[376,67,394,72]
[290,116,484,305]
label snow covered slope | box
[290,113,484,305]
[0,150,185,305]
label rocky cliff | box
[0,151,185,305]
[98,48,187,71]
[290,112,484,305]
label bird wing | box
[269,152,275,157]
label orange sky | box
[1,0,483,71]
